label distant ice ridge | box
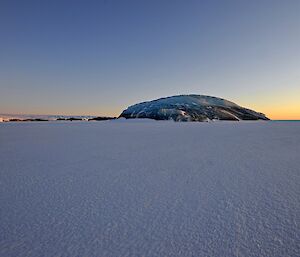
[120,94,269,121]
[0,114,96,122]
[0,114,116,122]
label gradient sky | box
[1,0,299,119]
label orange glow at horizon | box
[238,88,300,120]
[263,108,300,120]
[266,99,300,120]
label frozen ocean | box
[0,120,299,256]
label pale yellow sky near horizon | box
[238,89,300,120]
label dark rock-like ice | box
[120,95,269,121]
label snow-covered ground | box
[0,120,299,256]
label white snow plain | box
[0,120,299,257]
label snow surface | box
[0,120,300,256]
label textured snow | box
[0,121,300,257]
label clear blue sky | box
[1,0,299,118]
